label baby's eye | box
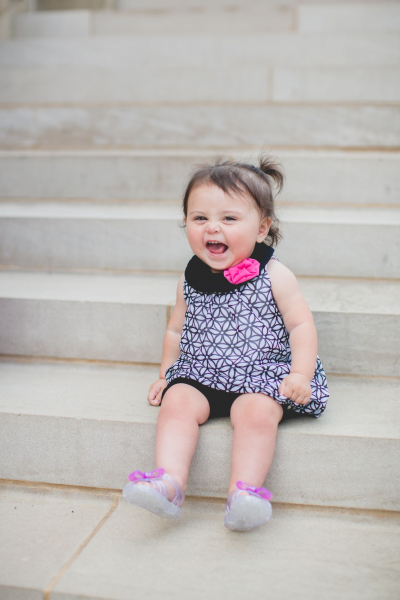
[194,216,207,221]
[224,216,237,221]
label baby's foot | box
[123,468,185,519]
[135,479,176,500]
[224,481,272,532]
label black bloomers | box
[161,377,308,421]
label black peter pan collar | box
[185,242,274,294]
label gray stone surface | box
[0,33,399,68]
[0,66,269,103]
[273,67,400,102]
[0,200,190,272]
[118,0,390,7]
[1,201,399,278]
[94,8,294,34]
[0,359,399,510]
[12,7,295,37]
[35,0,113,8]
[13,10,91,38]
[0,149,398,205]
[0,271,399,374]
[299,3,400,32]
[280,150,400,205]
[0,483,115,599]
[10,62,390,106]
[0,271,178,363]
[278,205,400,278]
[0,484,398,600]
[50,498,400,600]
[1,105,399,149]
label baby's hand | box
[148,378,168,406]
[279,373,312,405]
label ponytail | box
[258,156,284,195]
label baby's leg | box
[156,383,210,494]
[229,393,283,494]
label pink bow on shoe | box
[128,468,165,482]
[224,258,260,285]
[237,481,273,500]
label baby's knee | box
[231,394,282,430]
[160,389,188,418]
[159,384,209,423]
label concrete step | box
[11,4,400,39]
[117,0,400,11]
[2,65,399,103]
[0,483,117,600]
[0,66,270,104]
[298,3,400,33]
[95,8,292,34]
[1,105,399,149]
[1,149,398,206]
[1,201,399,279]
[12,9,92,39]
[2,485,399,600]
[12,7,295,37]
[0,359,399,511]
[0,270,178,364]
[0,271,399,376]
[1,34,399,69]
[272,67,400,103]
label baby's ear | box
[257,217,272,241]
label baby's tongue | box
[208,243,226,255]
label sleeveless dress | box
[165,243,329,417]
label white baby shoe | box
[224,481,272,531]
[123,468,185,519]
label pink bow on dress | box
[224,258,260,285]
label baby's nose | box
[206,220,220,232]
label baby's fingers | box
[148,394,162,406]
[293,390,311,405]
[292,394,306,405]
[278,380,287,397]
[281,382,297,401]
[148,379,168,406]
[147,386,161,405]
[284,386,304,404]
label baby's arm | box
[268,260,318,405]
[148,273,187,406]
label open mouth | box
[206,241,228,255]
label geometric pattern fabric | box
[166,258,329,417]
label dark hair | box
[182,155,284,246]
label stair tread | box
[1,149,399,158]
[1,485,398,600]
[1,200,400,225]
[1,33,399,68]
[0,270,399,315]
[0,359,398,440]
[2,105,398,150]
[1,65,399,104]
[1,150,398,208]
[0,358,398,508]
[0,270,179,304]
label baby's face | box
[185,184,271,272]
